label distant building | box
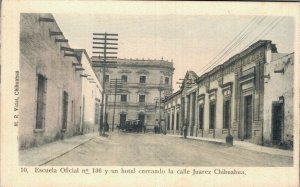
[164,40,294,149]
[92,58,174,131]
[19,14,103,149]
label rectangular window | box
[199,106,204,129]
[121,75,127,83]
[209,103,216,129]
[36,74,47,129]
[139,76,146,84]
[62,91,69,130]
[223,100,231,129]
[139,95,145,103]
[105,75,109,83]
[121,94,127,102]
[165,77,169,85]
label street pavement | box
[42,132,293,166]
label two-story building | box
[92,58,174,131]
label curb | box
[166,134,293,157]
[180,136,225,145]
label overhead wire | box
[242,17,285,51]
[197,16,265,74]
[199,16,284,75]
[194,16,259,74]
[202,16,271,71]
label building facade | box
[74,49,102,134]
[263,52,294,147]
[92,58,174,131]
[19,14,103,149]
[164,40,294,149]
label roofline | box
[195,40,273,83]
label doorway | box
[244,95,252,139]
[120,114,126,126]
[223,100,230,129]
[209,103,216,129]
[199,105,204,129]
[138,113,145,126]
[62,91,68,131]
[272,102,284,145]
[176,112,179,130]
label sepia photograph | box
[1,1,299,187]
[18,13,295,167]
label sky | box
[53,14,295,91]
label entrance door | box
[120,114,126,126]
[199,106,204,129]
[244,95,252,139]
[272,103,284,145]
[171,113,174,130]
[138,113,145,126]
[209,103,216,129]
[223,100,230,129]
[62,91,68,131]
[176,112,179,130]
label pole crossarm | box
[92,52,118,54]
[93,33,118,36]
[93,42,118,45]
[93,47,118,50]
[93,37,118,41]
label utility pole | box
[157,84,165,133]
[109,78,123,132]
[92,32,118,136]
[159,87,162,133]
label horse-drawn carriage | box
[118,119,144,133]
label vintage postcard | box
[1,1,299,187]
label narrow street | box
[44,132,292,166]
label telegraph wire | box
[195,16,259,74]
[242,17,285,51]
[202,16,272,72]
[197,16,265,74]
[196,16,262,74]
[202,17,283,74]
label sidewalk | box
[19,132,100,166]
[167,134,293,157]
